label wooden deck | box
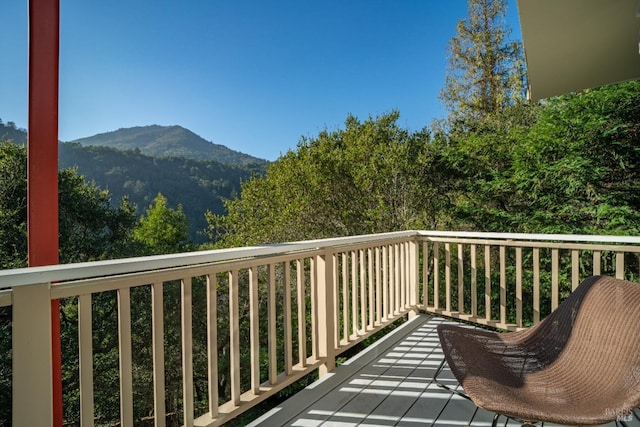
[249,315,640,427]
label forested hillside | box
[59,142,265,242]
[0,122,267,242]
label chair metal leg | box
[491,412,500,427]
[432,358,472,401]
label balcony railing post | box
[13,282,53,426]
[316,250,336,377]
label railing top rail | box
[417,230,640,245]
[3,230,640,289]
[0,230,418,289]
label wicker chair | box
[435,275,640,426]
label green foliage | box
[444,100,542,231]
[0,140,140,426]
[0,141,140,267]
[509,83,640,235]
[59,168,140,262]
[134,193,191,254]
[208,111,452,247]
[0,141,28,268]
[448,82,640,235]
[59,142,265,243]
[211,82,640,244]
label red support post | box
[28,0,62,426]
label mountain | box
[69,125,266,166]
[59,143,265,242]
[0,120,267,243]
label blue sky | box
[1,1,521,161]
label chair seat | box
[437,276,640,426]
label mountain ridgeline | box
[0,122,268,243]
[69,125,267,166]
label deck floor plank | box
[249,315,640,427]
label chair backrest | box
[521,275,640,410]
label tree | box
[0,142,28,269]
[0,141,139,268]
[134,193,190,254]
[207,111,451,247]
[443,81,640,236]
[508,82,640,235]
[443,101,541,232]
[0,140,140,425]
[439,0,525,127]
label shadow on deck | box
[249,315,640,427]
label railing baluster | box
[249,267,260,394]
[206,275,218,418]
[296,259,307,367]
[152,282,166,425]
[388,245,394,316]
[593,250,601,275]
[409,240,419,315]
[382,245,389,320]
[433,241,440,309]
[229,270,241,406]
[117,287,133,427]
[423,241,430,309]
[500,246,506,326]
[471,244,477,317]
[368,248,374,329]
[401,243,407,310]
[79,293,94,427]
[182,277,194,427]
[351,250,358,336]
[484,245,491,321]
[375,247,382,325]
[311,257,318,360]
[445,243,451,312]
[359,249,366,333]
[552,248,559,311]
[400,243,405,309]
[571,249,580,290]
[388,244,394,314]
[516,247,523,328]
[394,243,401,314]
[342,253,349,341]
[458,244,464,314]
[284,262,293,375]
[332,256,339,349]
[268,264,277,384]
[616,251,625,279]
[533,248,540,324]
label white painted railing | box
[417,231,640,330]
[1,230,639,426]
